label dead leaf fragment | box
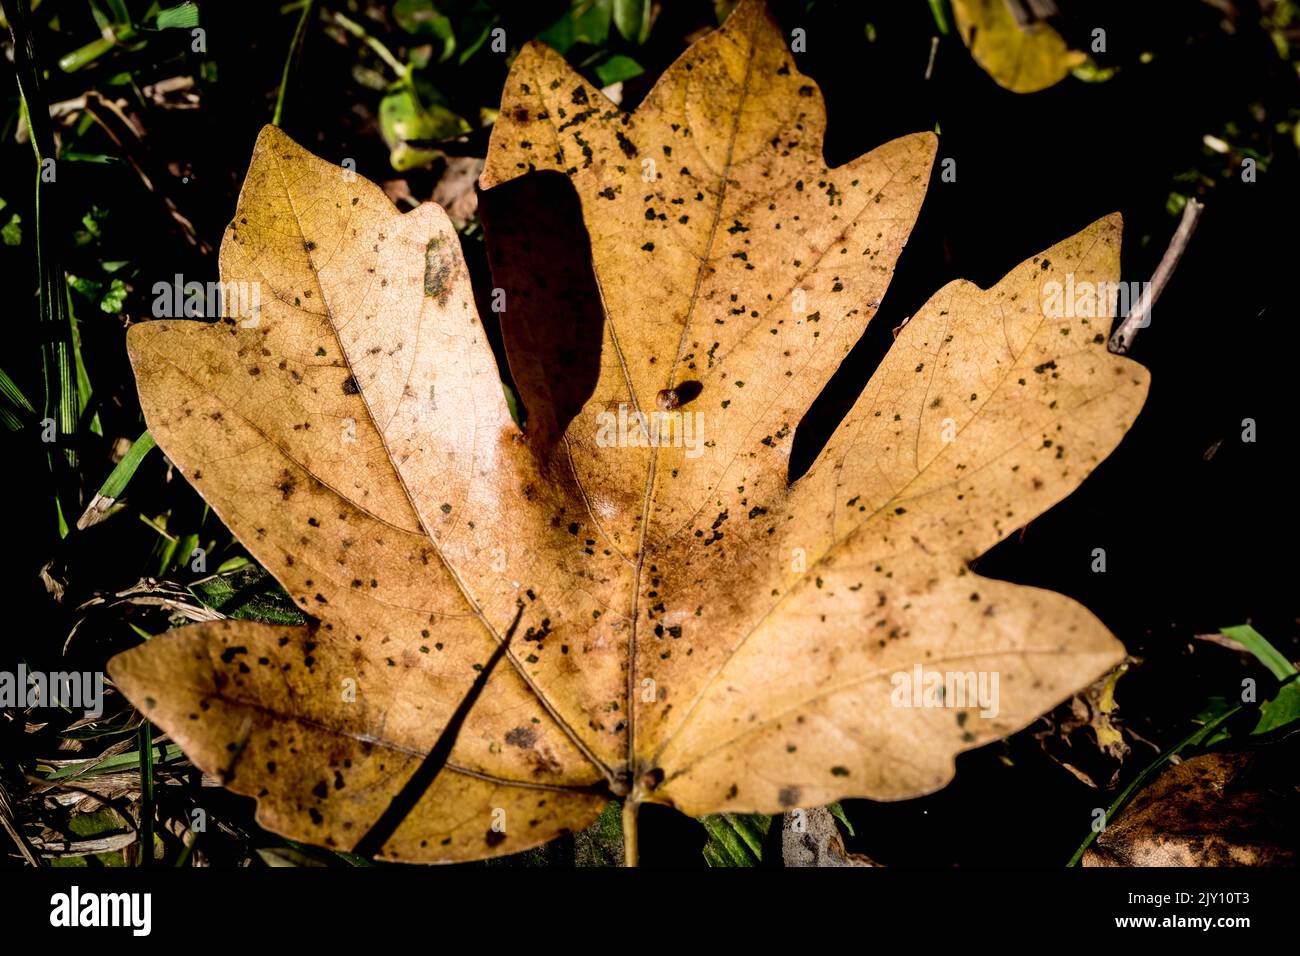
[951,0,1086,93]
[431,156,484,224]
[1085,752,1300,866]
[782,806,873,867]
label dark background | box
[1,0,1295,867]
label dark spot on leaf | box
[506,725,539,748]
[424,236,453,300]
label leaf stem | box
[137,721,154,866]
[622,798,639,867]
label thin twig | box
[79,96,209,253]
[273,0,316,128]
[35,832,137,857]
[1108,199,1204,355]
[331,11,409,79]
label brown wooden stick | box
[1109,199,1204,355]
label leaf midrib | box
[624,9,765,791]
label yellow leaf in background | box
[951,0,1086,93]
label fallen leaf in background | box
[379,86,470,171]
[782,806,873,867]
[1035,662,1135,789]
[951,0,1086,93]
[431,155,484,225]
[1084,751,1300,866]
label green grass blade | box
[44,742,183,780]
[155,2,199,30]
[1220,624,1297,681]
[700,812,771,866]
[138,721,154,866]
[76,430,155,530]
[0,365,35,415]
[1066,698,1241,866]
[272,0,316,127]
[4,0,82,529]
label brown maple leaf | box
[110,0,1148,863]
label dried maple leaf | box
[110,0,1148,863]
